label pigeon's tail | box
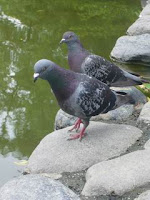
[141,77,150,84]
[129,71,150,83]
[112,70,150,87]
[126,71,150,85]
[114,91,135,109]
[132,75,150,85]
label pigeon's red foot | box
[68,118,83,132]
[68,127,86,141]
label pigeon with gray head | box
[33,59,134,140]
[60,31,149,87]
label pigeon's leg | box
[68,120,89,141]
[68,118,83,132]
[75,119,83,132]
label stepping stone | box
[137,102,150,129]
[26,122,142,174]
[82,149,150,197]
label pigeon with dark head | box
[33,59,134,140]
[60,31,149,87]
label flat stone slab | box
[127,16,150,35]
[111,34,150,64]
[26,122,142,174]
[82,149,150,197]
[135,190,150,200]
[137,102,150,129]
[0,174,80,200]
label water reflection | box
[0,11,27,29]
[0,110,16,140]
[0,153,25,187]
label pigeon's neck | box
[67,40,89,73]
[67,40,84,52]
[46,65,77,102]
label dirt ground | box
[59,110,150,200]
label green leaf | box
[14,160,28,166]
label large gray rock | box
[127,16,150,36]
[140,4,150,16]
[55,109,77,130]
[55,105,134,130]
[111,34,150,64]
[91,104,134,121]
[144,139,150,150]
[137,102,150,129]
[135,190,150,200]
[55,87,147,130]
[82,149,150,197]
[141,0,149,8]
[26,122,142,174]
[0,174,80,200]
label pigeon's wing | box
[81,54,125,86]
[81,54,146,86]
[76,79,116,117]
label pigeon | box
[60,31,149,87]
[33,59,134,140]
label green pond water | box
[0,0,149,186]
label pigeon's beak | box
[33,73,39,83]
[59,38,66,44]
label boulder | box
[0,174,80,200]
[55,105,134,130]
[55,109,77,130]
[111,34,150,64]
[140,4,150,16]
[144,139,150,150]
[137,102,150,129]
[111,0,150,64]
[26,122,142,174]
[82,149,150,197]
[141,0,149,8]
[127,16,150,36]
[91,104,134,121]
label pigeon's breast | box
[68,52,87,73]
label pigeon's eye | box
[42,66,47,72]
[68,35,72,39]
